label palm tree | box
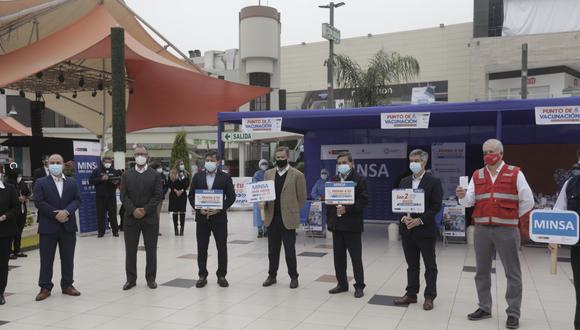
[333,49,420,107]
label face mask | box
[17,176,22,183]
[409,162,423,174]
[276,159,288,168]
[49,164,63,176]
[135,156,147,166]
[179,164,185,171]
[103,163,112,169]
[204,161,217,172]
[337,164,351,175]
[484,153,501,166]
[156,168,163,174]
[260,164,269,171]
[321,174,328,180]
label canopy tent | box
[0,0,269,134]
[0,116,32,136]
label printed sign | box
[194,189,224,209]
[392,189,425,214]
[232,177,252,209]
[325,181,355,205]
[442,201,466,238]
[245,181,276,203]
[535,106,580,125]
[242,117,283,132]
[381,112,430,129]
[304,201,325,233]
[530,210,579,245]
[222,132,253,142]
[431,142,466,199]
[73,140,101,235]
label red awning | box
[0,117,32,136]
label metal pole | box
[521,43,528,99]
[101,58,107,155]
[327,3,335,109]
[111,27,126,170]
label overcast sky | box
[124,0,473,53]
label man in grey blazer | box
[262,146,307,289]
[120,147,163,291]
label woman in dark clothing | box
[5,170,30,259]
[0,173,22,305]
[168,160,189,236]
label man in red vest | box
[456,139,534,330]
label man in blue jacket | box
[33,154,82,301]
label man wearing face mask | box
[253,159,270,238]
[394,149,443,310]
[262,146,307,289]
[553,148,580,330]
[188,151,236,288]
[326,152,368,298]
[120,147,163,291]
[456,139,534,330]
[33,154,82,301]
[32,155,50,188]
[89,157,120,237]
[311,169,329,200]
[6,169,31,260]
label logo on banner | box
[535,106,580,125]
[530,210,579,245]
[381,112,430,129]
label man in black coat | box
[32,155,50,187]
[188,151,236,288]
[394,149,443,311]
[326,152,368,298]
[89,157,120,237]
[5,169,31,259]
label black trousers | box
[124,221,159,283]
[11,213,25,254]
[96,195,118,234]
[267,215,298,279]
[39,227,76,290]
[572,245,580,330]
[0,237,11,294]
[332,230,365,289]
[196,220,228,278]
[402,234,437,299]
[119,205,125,229]
[172,213,185,229]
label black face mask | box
[276,159,288,168]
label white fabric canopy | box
[503,0,580,36]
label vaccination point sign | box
[535,106,580,125]
[529,210,579,245]
[242,117,282,132]
[381,112,430,129]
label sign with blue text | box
[530,210,579,245]
[194,189,224,209]
[392,189,425,214]
[325,181,355,205]
[245,181,276,203]
[73,140,101,235]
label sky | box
[124,0,473,53]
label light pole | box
[319,2,345,109]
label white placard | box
[530,210,579,245]
[242,118,283,133]
[232,177,253,209]
[392,189,425,214]
[324,181,355,205]
[459,176,469,190]
[245,181,276,203]
[535,106,580,125]
[381,112,430,129]
[194,190,224,210]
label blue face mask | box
[337,164,351,175]
[204,161,217,173]
[49,164,63,176]
[409,162,423,174]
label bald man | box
[33,154,82,301]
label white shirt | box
[52,174,65,198]
[459,161,535,217]
[412,171,426,189]
[554,179,571,211]
[135,164,148,174]
[277,164,290,177]
[206,171,216,190]
[0,180,4,189]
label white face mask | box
[179,164,185,171]
[156,168,163,174]
[17,176,22,183]
[135,156,147,166]
[103,163,112,169]
[260,164,268,171]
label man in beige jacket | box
[262,146,307,289]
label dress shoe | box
[217,277,229,288]
[16,253,27,258]
[328,285,348,294]
[289,278,299,289]
[262,276,277,287]
[35,288,51,301]
[97,233,104,238]
[423,297,434,310]
[467,308,492,321]
[179,228,184,236]
[506,316,519,329]
[62,286,81,296]
[147,281,158,289]
[122,282,136,291]
[113,232,119,237]
[0,294,5,305]
[354,288,364,298]
[393,295,417,305]
[9,254,16,260]
[196,276,208,288]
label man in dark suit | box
[33,154,82,301]
[120,147,162,291]
[188,151,236,288]
[32,155,50,187]
[326,152,369,298]
[89,156,120,237]
[394,149,443,311]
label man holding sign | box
[326,152,368,298]
[188,151,236,289]
[456,139,534,329]
[394,149,443,311]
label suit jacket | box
[120,167,163,226]
[188,170,236,224]
[263,167,307,230]
[89,166,120,197]
[0,183,21,238]
[398,172,443,238]
[33,175,82,234]
[32,166,49,183]
[326,171,369,233]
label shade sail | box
[0,116,32,136]
[0,2,269,134]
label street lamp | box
[319,2,345,109]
